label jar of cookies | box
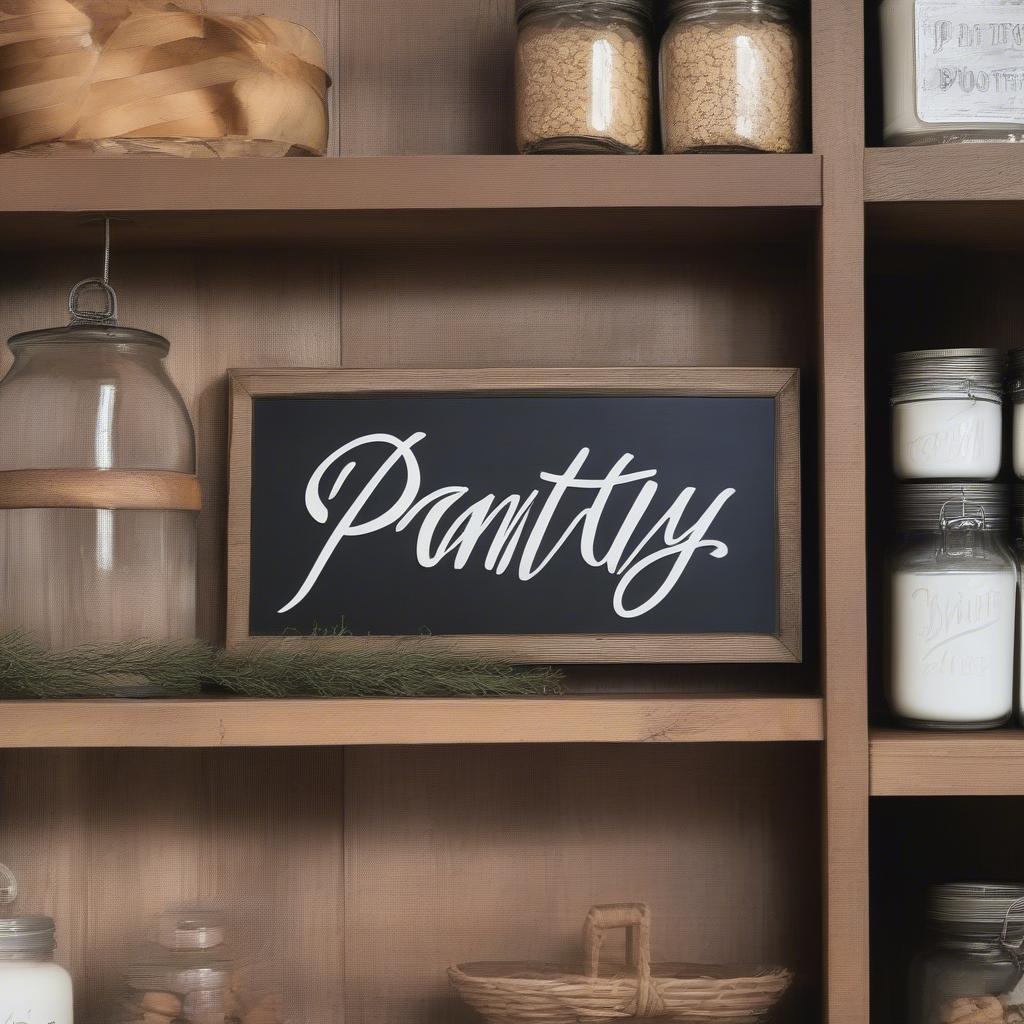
[117,910,282,1024]
[515,0,655,154]
[910,884,1024,1024]
[660,0,806,153]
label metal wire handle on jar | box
[67,217,118,326]
[1000,896,1024,972]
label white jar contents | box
[1009,349,1024,479]
[0,917,73,1024]
[888,482,1017,729]
[892,394,1002,479]
[880,0,1024,145]
[891,349,1003,481]
[890,568,1015,724]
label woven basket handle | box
[582,904,666,1018]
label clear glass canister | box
[1008,348,1024,479]
[880,0,1024,146]
[889,483,1017,729]
[0,281,198,650]
[911,884,1024,1024]
[515,0,655,154]
[660,0,806,153]
[0,917,73,1024]
[118,910,282,1024]
[891,349,1003,481]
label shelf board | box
[0,695,823,748]
[871,728,1024,796]
[866,145,1024,248]
[0,154,821,248]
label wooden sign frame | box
[226,367,801,663]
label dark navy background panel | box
[248,394,780,637]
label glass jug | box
[0,279,199,649]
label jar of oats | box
[515,0,655,154]
[660,0,806,154]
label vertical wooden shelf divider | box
[815,1,870,1023]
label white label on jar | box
[891,569,1015,724]
[915,0,1024,124]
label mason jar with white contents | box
[880,0,1024,145]
[891,349,1003,481]
[0,917,73,1024]
[889,482,1017,729]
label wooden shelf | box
[871,728,1024,796]
[0,154,822,248]
[0,695,823,748]
[866,145,1024,248]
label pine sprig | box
[0,632,563,700]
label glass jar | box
[660,0,806,154]
[880,0,1024,146]
[888,482,1017,729]
[0,917,73,1024]
[911,884,1024,1024]
[0,280,199,650]
[118,910,282,1024]
[891,349,1003,481]
[515,0,655,154]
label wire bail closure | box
[1000,897,1024,972]
[68,278,118,326]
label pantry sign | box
[226,368,801,663]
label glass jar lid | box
[0,916,56,955]
[891,348,1004,400]
[896,481,1009,532]
[665,0,801,20]
[516,0,654,25]
[928,883,1024,941]
[1007,348,1024,396]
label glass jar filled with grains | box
[660,0,806,153]
[515,0,655,154]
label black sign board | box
[227,369,800,663]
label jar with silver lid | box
[0,915,73,1024]
[891,349,1003,481]
[515,0,655,155]
[1007,348,1024,480]
[910,884,1024,1024]
[889,482,1017,729]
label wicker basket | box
[0,0,328,157]
[448,903,793,1023]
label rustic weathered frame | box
[226,367,801,663]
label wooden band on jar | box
[0,469,202,512]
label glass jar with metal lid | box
[660,0,806,154]
[911,884,1024,1024]
[0,916,73,1024]
[891,349,1004,481]
[888,482,1017,729]
[515,0,655,155]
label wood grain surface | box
[0,468,202,510]
[870,729,1024,796]
[813,2,870,1024]
[0,696,825,748]
[344,743,822,1024]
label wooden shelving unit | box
[0,0,877,1023]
